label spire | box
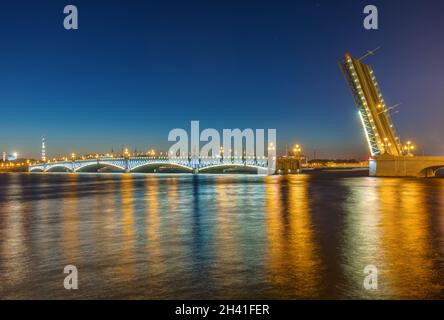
[41,137,46,162]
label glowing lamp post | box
[404,141,415,156]
[293,144,302,157]
[123,148,130,160]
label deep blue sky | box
[1,0,444,159]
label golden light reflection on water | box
[213,176,243,296]
[1,174,28,291]
[143,175,168,294]
[1,173,444,299]
[61,174,79,263]
[118,174,136,284]
[101,175,119,264]
[163,177,182,256]
[341,177,382,298]
[341,177,443,299]
[377,179,436,298]
[145,176,160,246]
[264,175,322,298]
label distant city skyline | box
[1,0,444,159]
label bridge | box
[28,156,271,175]
[340,52,444,177]
[369,154,444,178]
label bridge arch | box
[46,165,73,172]
[74,162,125,173]
[198,164,267,174]
[130,162,193,173]
[418,165,444,178]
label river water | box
[0,172,443,299]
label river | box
[0,172,443,299]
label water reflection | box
[378,179,436,298]
[265,175,323,298]
[61,174,79,262]
[0,173,443,299]
[1,174,28,296]
[341,177,382,298]
[118,175,136,286]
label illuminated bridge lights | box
[28,156,270,174]
[339,53,405,157]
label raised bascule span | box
[339,52,404,157]
[339,52,444,177]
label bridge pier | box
[276,156,301,174]
[371,154,444,178]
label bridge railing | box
[29,156,269,172]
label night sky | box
[1,0,444,159]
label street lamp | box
[405,141,415,156]
[124,148,130,159]
[293,144,302,157]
